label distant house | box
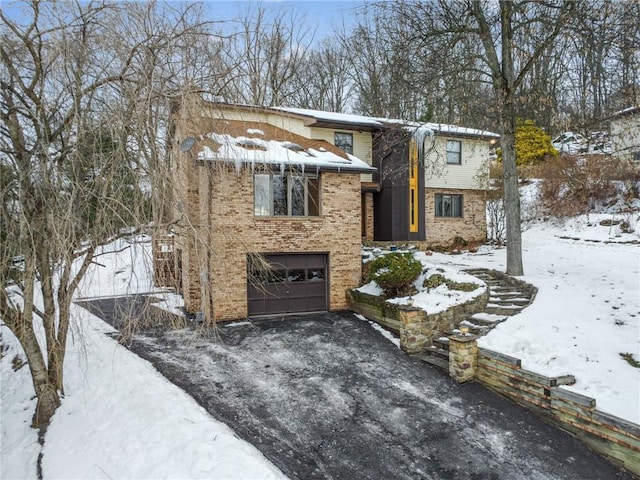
[158,97,498,321]
[610,106,640,164]
[373,121,499,245]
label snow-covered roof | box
[272,106,384,130]
[610,105,640,119]
[379,118,499,140]
[273,107,499,139]
[192,120,375,173]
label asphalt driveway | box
[78,298,634,480]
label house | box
[266,108,499,245]
[372,121,499,245]
[167,97,376,321]
[160,96,498,321]
[610,106,640,164]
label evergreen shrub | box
[368,253,422,298]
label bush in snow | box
[367,253,422,298]
[539,155,636,218]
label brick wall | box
[184,163,363,321]
[425,188,487,245]
[363,192,374,242]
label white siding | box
[309,127,374,182]
[425,136,490,190]
[309,127,373,166]
[610,115,640,163]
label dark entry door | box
[247,253,328,316]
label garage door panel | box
[248,253,328,316]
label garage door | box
[247,253,328,316]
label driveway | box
[78,298,634,480]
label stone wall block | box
[449,334,478,383]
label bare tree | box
[288,38,353,112]
[222,5,315,106]
[0,0,208,429]
[375,0,578,275]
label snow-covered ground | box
[420,217,640,424]
[2,196,639,478]
[1,239,286,480]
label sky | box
[202,0,367,42]
[1,0,368,42]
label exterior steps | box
[415,268,537,372]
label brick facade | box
[362,192,374,242]
[175,162,363,321]
[425,188,487,245]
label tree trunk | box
[500,99,524,276]
[499,1,524,276]
[16,320,61,429]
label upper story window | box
[435,193,463,218]
[334,132,353,155]
[254,173,320,217]
[446,140,462,165]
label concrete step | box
[424,345,449,360]
[489,296,531,305]
[489,290,530,298]
[470,312,508,325]
[414,353,449,371]
[460,320,490,335]
[485,305,525,315]
[433,337,450,351]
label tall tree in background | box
[0,0,208,429]
[288,38,353,112]
[222,5,314,106]
[375,0,577,275]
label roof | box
[273,106,499,139]
[186,119,375,173]
[610,106,640,120]
[272,106,384,131]
[378,118,500,140]
[186,98,498,141]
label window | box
[446,140,462,165]
[435,194,463,218]
[634,152,640,164]
[334,132,353,155]
[254,173,320,216]
[409,139,419,233]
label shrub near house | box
[497,120,558,165]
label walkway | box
[420,268,537,370]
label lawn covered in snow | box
[1,238,286,480]
[421,217,640,424]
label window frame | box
[334,132,354,155]
[446,140,462,165]
[434,193,463,218]
[254,172,320,217]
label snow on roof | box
[380,118,499,139]
[196,129,375,174]
[273,106,385,128]
[610,105,640,118]
[202,100,498,138]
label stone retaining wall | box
[346,286,489,354]
[475,348,640,475]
